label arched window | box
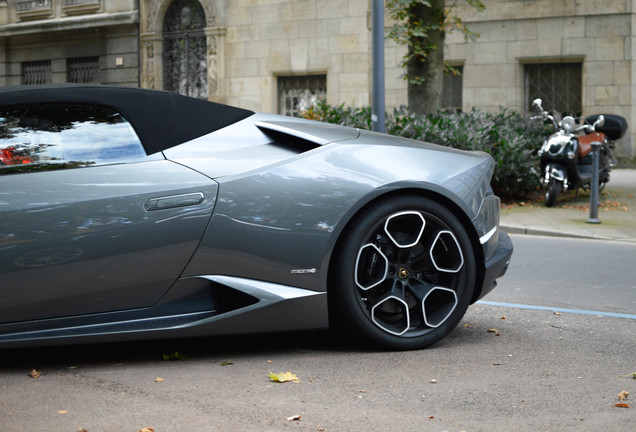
[163,0,207,98]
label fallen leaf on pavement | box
[268,371,300,383]
[29,369,41,379]
[614,403,631,408]
[487,329,498,333]
[618,390,630,401]
[58,410,68,414]
[286,415,301,421]
[154,377,164,382]
[138,428,155,432]
[162,352,185,361]
[620,372,636,379]
[220,360,234,366]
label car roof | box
[0,84,254,155]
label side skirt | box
[0,276,328,348]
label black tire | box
[330,195,476,350]
[599,169,610,192]
[544,179,561,207]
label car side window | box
[0,104,154,174]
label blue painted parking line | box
[477,300,636,320]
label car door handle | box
[145,192,205,211]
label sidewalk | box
[499,168,636,242]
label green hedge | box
[302,101,549,198]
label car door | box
[0,104,217,323]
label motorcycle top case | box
[585,114,628,141]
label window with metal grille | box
[163,0,207,99]
[22,61,51,85]
[17,0,51,12]
[524,63,582,118]
[68,57,100,84]
[442,66,463,113]
[278,75,327,117]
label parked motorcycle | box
[532,98,628,207]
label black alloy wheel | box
[331,195,477,350]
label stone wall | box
[219,0,372,112]
[446,0,635,157]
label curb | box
[501,225,636,243]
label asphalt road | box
[1,234,635,432]
[485,234,636,315]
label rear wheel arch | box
[327,189,484,288]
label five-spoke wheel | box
[331,195,476,350]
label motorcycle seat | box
[578,132,604,158]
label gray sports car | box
[0,84,512,350]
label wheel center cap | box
[398,267,409,279]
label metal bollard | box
[587,141,601,224]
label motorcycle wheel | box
[599,169,610,193]
[545,179,561,207]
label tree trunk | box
[407,0,445,116]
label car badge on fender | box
[291,268,317,274]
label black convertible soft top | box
[0,84,254,155]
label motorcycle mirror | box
[532,98,542,108]
[593,115,605,129]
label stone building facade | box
[0,0,139,86]
[138,0,381,113]
[0,0,634,157]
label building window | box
[524,63,582,118]
[163,0,207,99]
[17,0,52,20]
[68,57,100,84]
[17,0,51,11]
[278,75,327,117]
[22,60,51,85]
[442,66,463,113]
[17,0,51,12]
